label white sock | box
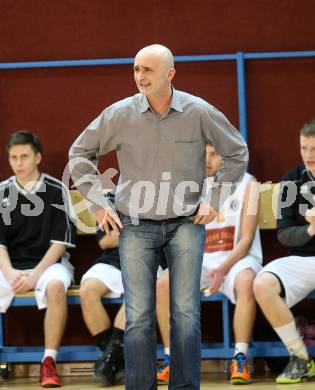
[274,321,309,360]
[287,338,309,360]
[234,342,248,357]
[164,347,170,356]
[42,349,58,362]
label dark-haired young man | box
[0,130,76,387]
[254,119,315,384]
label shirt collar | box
[139,94,150,113]
[13,173,44,195]
[139,87,183,114]
[302,166,315,181]
[170,88,183,112]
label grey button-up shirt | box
[69,88,248,220]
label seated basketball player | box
[0,131,76,387]
[254,119,315,384]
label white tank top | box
[203,172,262,263]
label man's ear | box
[168,68,176,83]
[36,152,42,165]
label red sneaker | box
[39,357,62,388]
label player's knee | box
[253,275,266,300]
[156,274,169,299]
[253,273,277,302]
[235,271,256,298]
[46,280,66,302]
[80,282,96,304]
[80,280,104,305]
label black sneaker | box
[276,355,315,384]
[94,341,125,385]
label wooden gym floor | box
[1,374,314,389]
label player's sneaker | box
[94,340,125,385]
[157,355,170,385]
[230,353,252,384]
[39,357,62,388]
[276,355,315,384]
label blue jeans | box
[118,212,205,390]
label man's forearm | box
[69,123,110,213]
[210,158,247,212]
[219,237,253,274]
[205,109,249,211]
[277,225,313,247]
[0,246,13,275]
[32,243,67,276]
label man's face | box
[206,144,222,177]
[133,52,174,99]
[8,144,41,181]
[300,135,315,175]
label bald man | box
[69,44,248,390]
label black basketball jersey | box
[0,174,76,269]
[277,164,315,256]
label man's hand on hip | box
[194,202,218,225]
[94,207,123,235]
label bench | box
[1,185,314,375]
